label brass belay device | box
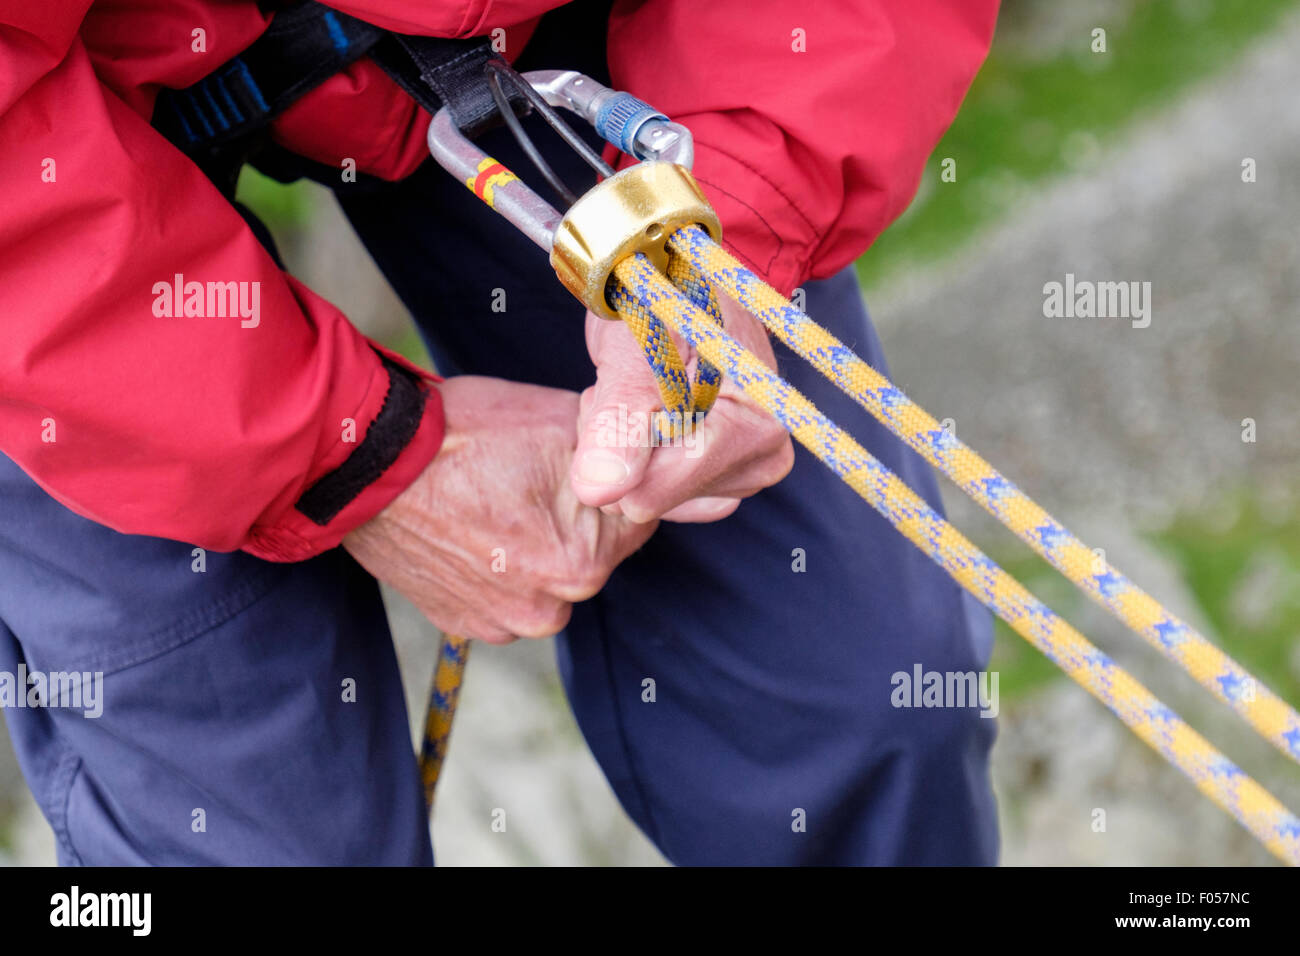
[418,58,1300,866]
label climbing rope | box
[421,634,468,809]
[666,224,1300,769]
[418,231,1300,863]
[601,246,1300,866]
[412,64,1299,860]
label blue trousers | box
[0,244,998,866]
[0,14,998,868]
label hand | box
[570,292,794,523]
[343,376,657,643]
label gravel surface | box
[874,10,1300,865]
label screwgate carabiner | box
[426,67,722,319]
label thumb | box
[571,370,658,509]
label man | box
[0,0,1001,864]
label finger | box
[545,508,658,603]
[617,448,772,521]
[426,605,516,645]
[660,496,741,523]
[502,598,574,640]
[472,628,518,646]
[571,319,666,507]
[614,399,793,521]
[600,510,660,569]
[571,376,656,506]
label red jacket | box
[0,1,998,561]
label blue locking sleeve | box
[594,92,668,157]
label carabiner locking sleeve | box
[426,66,722,318]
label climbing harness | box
[417,60,1300,865]
[152,2,529,198]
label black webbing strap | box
[370,34,517,139]
[152,1,523,167]
[152,3,384,156]
[295,354,429,526]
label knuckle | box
[759,418,790,450]
[776,434,795,471]
[557,527,628,599]
[617,499,659,526]
[563,558,610,601]
[534,601,573,636]
[547,602,575,635]
[506,598,571,639]
[452,611,512,644]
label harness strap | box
[152,4,384,156]
[371,34,513,139]
[151,1,524,191]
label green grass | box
[234,165,317,229]
[857,0,1300,292]
[1153,495,1300,706]
[987,492,1300,704]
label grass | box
[235,166,316,229]
[986,492,1300,705]
[856,0,1300,292]
[1153,495,1300,706]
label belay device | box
[419,58,1300,867]
[149,0,1300,865]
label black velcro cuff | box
[295,354,428,526]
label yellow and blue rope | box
[608,249,1300,865]
[415,203,1300,865]
[421,633,469,810]
[607,254,724,439]
[666,224,1300,768]
[418,250,725,810]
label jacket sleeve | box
[606,0,1000,294]
[0,8,444,562]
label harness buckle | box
[425,66,721,318]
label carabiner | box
[426,67,721,318]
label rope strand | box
[611,250,1300,865]
[667,224,1300,769]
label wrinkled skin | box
[345,295,793,643]
[571,291,794,524]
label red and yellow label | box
[465,156,519,208]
